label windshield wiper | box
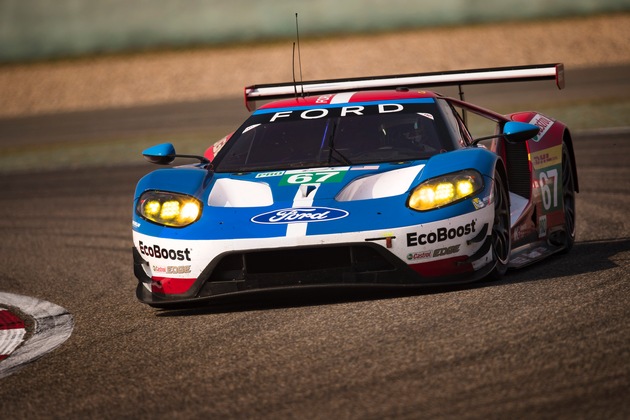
[327,121,352,165]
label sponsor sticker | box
[280,168,348,185]
[472,198,485,210]
[406,220,477,247]
[138,241,192,261]
[152,265,192,275]
[538,215,547,238]
[433,244,461,257]
[350,165,380,171]
[529,114,554,142]
[530,145,562,170]
[256,171,285,179]
[407,251,432,261]
[252,207,349,224]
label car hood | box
[208,162,425,208]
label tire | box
[489,170,511,279]
[560,142,577,252]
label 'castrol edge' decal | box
[251,207,349,224]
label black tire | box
[489,170,511,279]
[560,142,577,252]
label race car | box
[132,63,577,307]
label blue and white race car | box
[132,64,577,307]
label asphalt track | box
[1,68,629,419]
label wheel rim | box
[492,175,511,265]
[562,145,576,239]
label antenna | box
[295,13,304,96]
[292,42,298,97]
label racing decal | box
[513,224,536,242]
[530,144,562,213]
[251,207,349,225]
[315,94,334,104]
[538,215,547,238]
[280,167,348,186]
[138,241,192,261]
[152,265,192,275]
[350,165,379,171]
[314,92,357,105]
[528,114,554,142]
[538,168,561,212]
[472,197,486,210]
[286,179,321,237]
[530,145,562,170]
[267,103,407,122]
[406,220,477,247]
[253,98,435,117]
[255,171,285,178]
[433,244,461,257]
[407,251,432,261]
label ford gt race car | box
[132,63,578,307]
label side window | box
[449,102,500,149]
[436,98,470,148]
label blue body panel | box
[133,148,499,240]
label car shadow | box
[155,237,629,317]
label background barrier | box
[1,0,629,63]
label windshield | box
[213,99,453,173]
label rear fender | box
[508,112,578,192]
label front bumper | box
[133,239,494,307]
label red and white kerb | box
[0,309,26,361]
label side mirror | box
[471,121,540,146]
[502,121,540,143]
[142,143,210,166]
[143,143,176,165]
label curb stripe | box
[0,293,74,379]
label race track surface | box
[1,86,629,418]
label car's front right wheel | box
[489,170,511,279]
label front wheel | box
[489,170,511,279]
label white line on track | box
[0,293,74,379]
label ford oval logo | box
[251,207,349,224]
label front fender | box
[134,166,213,201]
[419,147,499,181]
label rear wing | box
[244,63,564,111]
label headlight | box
[408,169,483,211]
[137,191,202,227]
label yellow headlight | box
[160,200,180,220]
[435,182,455,203]
[144,200,161,217]
[456,179,474,196]
[408,170,483,211]
[179,201,200,223]
[137,192,202,227]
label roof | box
[256,89,439,111]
